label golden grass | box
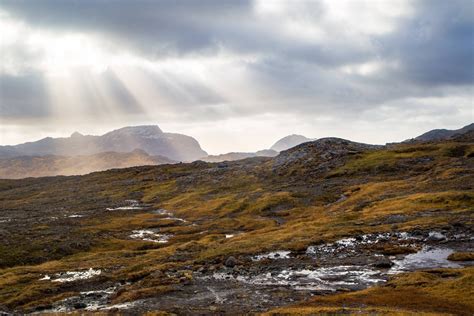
[0,140,472,312]
[264,267,474,316]
[448,252,474,261]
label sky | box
[0,0,473,154]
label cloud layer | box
[0,0,472,152]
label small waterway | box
[130,229,171,243]
[106,200,144,211]
[40,268,102,283]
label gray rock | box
[373,257,394,268]
[224,256,238,268]
[385,214,407,224]
[427,231,446,241]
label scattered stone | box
[373,257,394,268]
[73,302,87,309]
[427,231,446,241]
[225,256,238,268]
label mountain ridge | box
[0,125,207,162]
[408,123,474,142]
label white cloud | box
[0,0,472,152]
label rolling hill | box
[0,149,174,179]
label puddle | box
[207,231,473,295]
[153,209,173,216]
[389,247,466,273]
[252,251,292,261]
[107,206,143,211]
[427,231,447,241]
[68,214,84,218]
[40,268,102,283]
[98,301,140,311]
[207,286,226,304]
[107,200,143,211]
[162,217,187,222]
[211,265,384,292]
[130,230,171,243]
[306,232,420,256]
[225,232,243,239]
[152,209,188,223]
[33,285,140,313]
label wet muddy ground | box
[35,215,473,315]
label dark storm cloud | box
[0,0,253,56]
[0,0,472,124]
[379,0,474,86]
[0,72,51,119]
[0,0,369,66]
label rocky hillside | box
[273,137,381,171]
[0,131,472,314]
[0,149,174,179]
[0,125,207,162]
[409,122,474,142]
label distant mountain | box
[0,125,207,162]
[0,149,174,179]
[202,149,278,163]
[201,135,313,163]
[270,134,314,152]
[410,123,474,142]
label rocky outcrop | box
[273,137,380,171]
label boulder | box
[225,256,238,268]
[373,257,394,268]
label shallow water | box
[212,265,385,292]
[252,251,292,261]
[40,268,102,283]
[106,206,143,211]
[107,200,143,211]
[306,231,420,256]
[152,209,173,216]
[130,229,171,243]
[152,209,188,223]
[210,231,473,295]
[34,285,140,313]
[389,247,464,273]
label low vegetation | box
[0,136,472,313]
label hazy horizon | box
[1,0,473,154]
[1,121,473,156]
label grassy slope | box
[0,139,473,312]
